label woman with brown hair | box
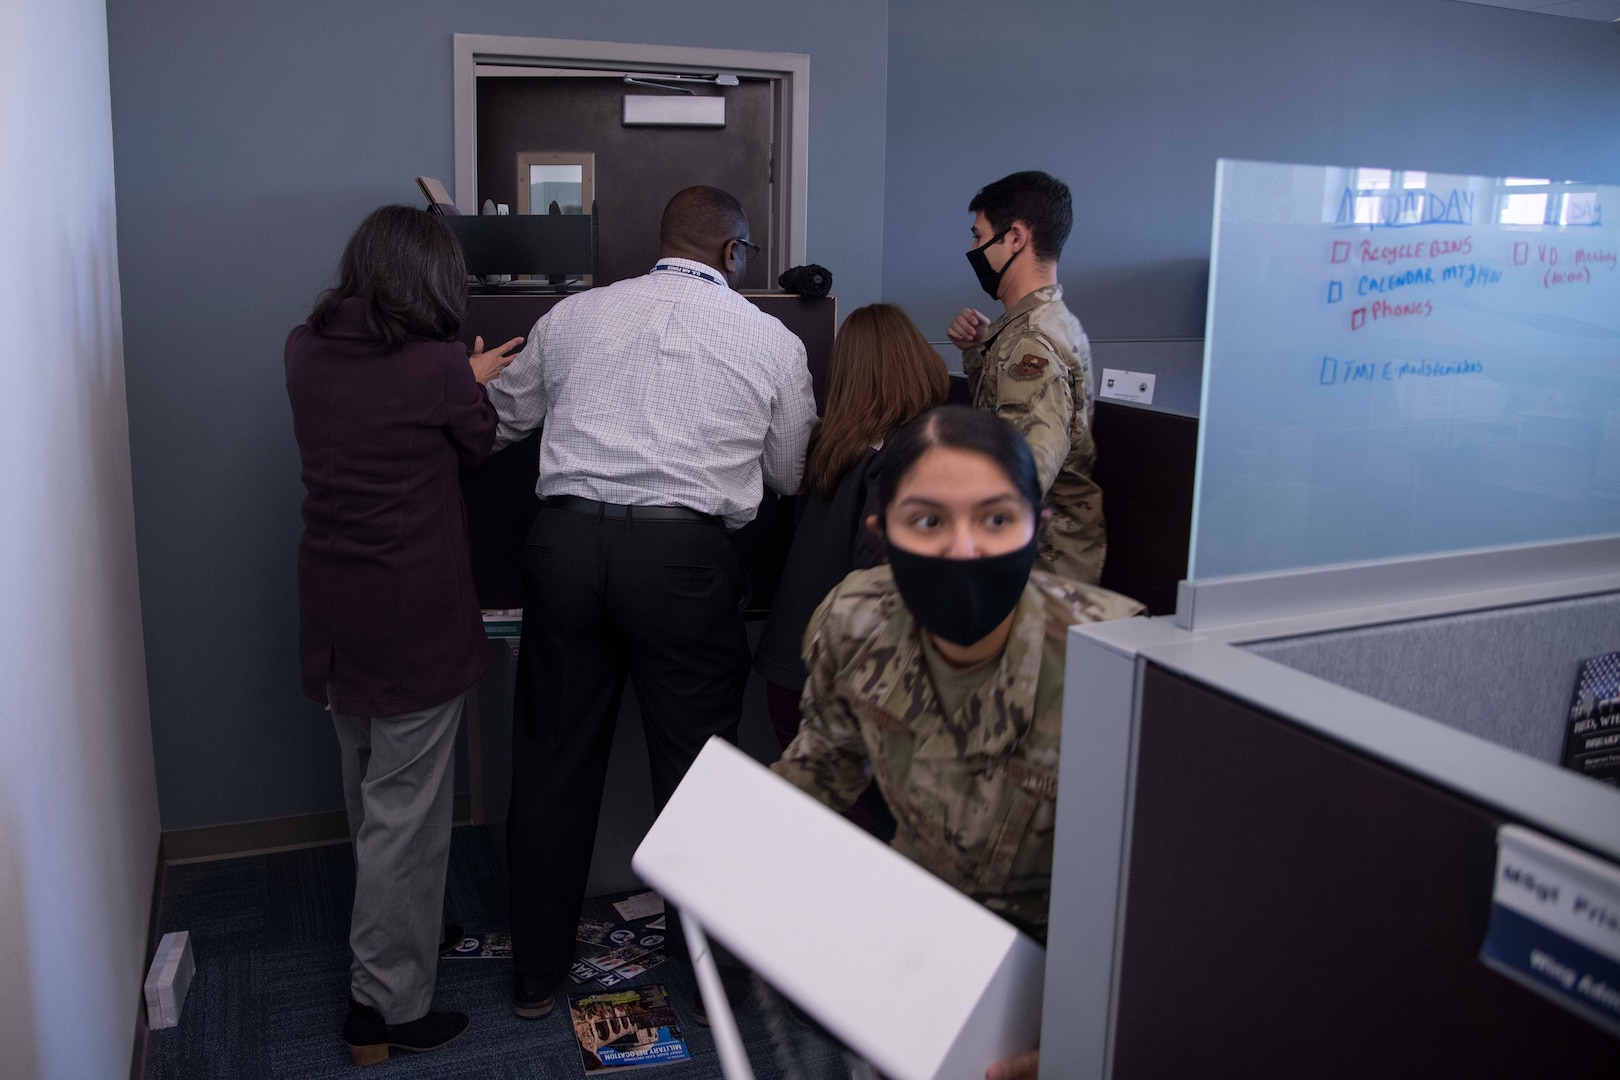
[754,303,949,756]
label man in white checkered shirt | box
[486,186,816,1021]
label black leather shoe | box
[343,997,470,1066]
[512,973,556,1020]
[438,923,464,956]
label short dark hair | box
[309,205,468,350]
[876,405,1043,518]
[659,185,748,253]
[968,171,1073,261]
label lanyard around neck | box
[652,262,725,286]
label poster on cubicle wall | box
[1192,160,1620,580]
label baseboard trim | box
[161,793,474,864]
[130,839,167,1080]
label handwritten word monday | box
[1336,188,1474,229]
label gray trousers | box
[332,691,464,1024]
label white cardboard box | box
[143,930,195,1030]
[633,738,1045,1080]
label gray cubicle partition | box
[1042,535,1620,1078]
[1245,589,1620,765]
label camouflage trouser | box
[1038,498,1106,586]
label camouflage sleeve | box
[1073,333,1097,427]
[962,341,987,400]
[989,334,1074,493]
[768,590,872,813]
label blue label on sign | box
[1481,901,1620,1037]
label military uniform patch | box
[1009,353,1049,380]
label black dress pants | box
[507,504,750,988]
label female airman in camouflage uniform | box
[771,407,1142,944]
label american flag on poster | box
[1562,651,1620,786]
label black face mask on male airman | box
[966,229,1019,301]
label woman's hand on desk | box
[469,335,524,384]
[986,1050,1039,1080]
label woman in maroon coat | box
[284,205,520,1065]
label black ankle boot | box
[343,997,470,1066]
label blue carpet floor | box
[147,827,849,1079]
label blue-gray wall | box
[107,0,890,829]
[110,0,1620,829]
[882,0,1620,347]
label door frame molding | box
[453,34,809,274]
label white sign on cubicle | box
[1479,824,1620,1039]
[1193,159,1620,579]
[1098,368,1157,405]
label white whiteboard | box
[1191,159,1620,579]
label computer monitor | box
[442,213,596,278]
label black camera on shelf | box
[777,264,832,298]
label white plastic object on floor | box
[143,930,195,1030]
[634,738,1045,1080]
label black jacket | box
[754,445,889,691]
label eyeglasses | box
[730,237,760,258]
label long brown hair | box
[803,304,950,498]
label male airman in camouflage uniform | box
[948,172,1106,584]
[771,565,1142,941]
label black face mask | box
[966,229,1019,301]
[884,536,1038,647]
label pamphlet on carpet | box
[569,983,690,1073]
[570,888,671,990]
[442,931,512,959]
[439,888,670,988]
